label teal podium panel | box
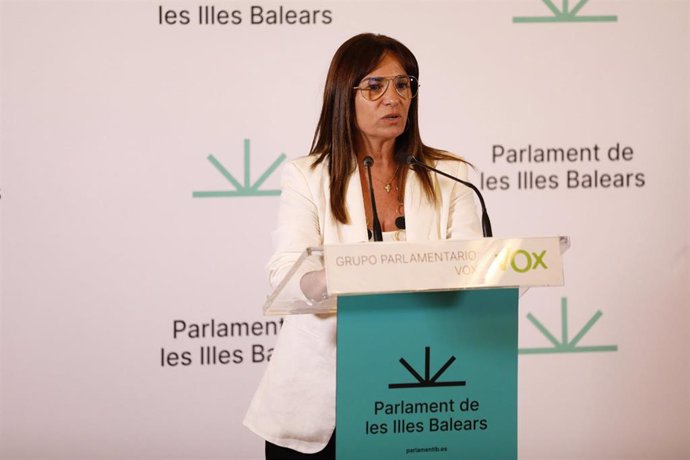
[336,289,519,460]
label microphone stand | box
[406,155,493,238]
[363,156,383,242]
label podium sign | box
[325,237,563,296]
[336,289,519,460]
[263,236,568,315]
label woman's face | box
[354,54,412,150]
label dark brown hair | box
[310,33,462,224]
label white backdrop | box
[1,1,688,459]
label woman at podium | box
[244,33,482,459]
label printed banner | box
[1,1,688,459]
[337,289,519,459]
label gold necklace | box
[380,166,400,193]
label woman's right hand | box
[300,270,327,302]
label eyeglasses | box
[353,75,419,101]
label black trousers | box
[265,433,335,460]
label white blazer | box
[243,154,482,453]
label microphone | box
[406,155,493,238]
[363,156,383,242]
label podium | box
[264,237,569,460]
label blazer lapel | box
[324,164,368,244]
[343,165,369,243]
[404,168,440,241]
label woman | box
[244,33,482,459]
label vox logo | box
[497,249,548,273]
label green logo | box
[498,248,548,273]
[192,139,286,198]
[519,297,618,354]
[514,0,617,23]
